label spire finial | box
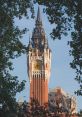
[28,32,31,44]
[36,6,42,26]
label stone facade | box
[49,87,77,114]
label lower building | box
[48,87,77,114]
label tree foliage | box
[78,110,82,117]
[16,99,77,117]
[0,0,34,115]
[17,99,59,117]
[35,0,82,95]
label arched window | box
[34,74,35,78]
[46,63,47,68]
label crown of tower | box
[28,6,48,50]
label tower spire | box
[36,6,42,26]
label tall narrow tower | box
[27,7,51,105]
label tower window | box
[39,74,40,78]
[37,74,38,78]
[35,74,36,78]
[33,74,34,78]
[46,63,48,68]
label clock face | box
[33,60,42,70]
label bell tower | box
[27,7,51,105]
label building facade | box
[27,7,51,105]
[48,87,77,114]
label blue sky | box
[12,5,82,111]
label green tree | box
[78,110,82,117]
[19,99,51,117]
[18,99,71,117]
[0,0,34,116]
[36,0,82,95]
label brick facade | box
[27,7,51,105]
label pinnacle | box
[36,6,42,26]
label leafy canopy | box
[0,0,34,114]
